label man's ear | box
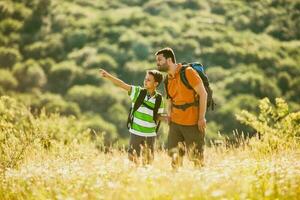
[167,58,173,65]
[154,82,159,87]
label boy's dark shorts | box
[167,122,205,160]
[128,133,155,157]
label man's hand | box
[99,69,110,78]
[158,114,171,124]
[198,118,206,133]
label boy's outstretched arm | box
[99,69,131,92]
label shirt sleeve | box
[128,85,141,103]
[185,67,201,89]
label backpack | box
[127,88,162,133]
[164,62,215,111]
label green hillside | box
[1,0,300,143]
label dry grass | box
[1,144,299,200]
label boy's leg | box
[181,125,205,167]
[168,122,185,169]
[142,136,155,165]
[128,133,143,164]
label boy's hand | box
[99,69,109,78]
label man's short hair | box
[155,47,176,63]
[147,70,163,86]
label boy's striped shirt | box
[128,86,164,137]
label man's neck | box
[168,63,178,78]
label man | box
[155,47,207,168]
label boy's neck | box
[146,88,156,96]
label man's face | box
[144,73,157,89]
[156,54,169,72]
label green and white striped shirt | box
[128,86,164,137]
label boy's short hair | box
[155,47,176,63]
[147,70,163,86]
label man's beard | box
[157,64,169,72]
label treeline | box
[0,0,299,142]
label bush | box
[0,96,37,171]
[11,3,32,20]
[224,71,281,100]
[66,84,120,114]
[13,60,47,92]
[0,1,13,19]
[123,61,152,84]
[0,69,18,90]
[23,34,65,60]
[105,103,129,138]
[277,72,291,93]
[63,29,89,50]
[236,98,300,154]
[0,18,22,34]
[73,69,103,86]
[38,58,55,75]
[132,40,151,60]
[0,47,21,69]
[213,94,258,135]
[81,114,118,146]
[68,46,97,65]
[0,96,90,173]
[31,92,81,117]
[287,77,300,102]
[48,61,80,94]
[83,54,117,70]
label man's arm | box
[193,80,207,132]
[99,69,131,92]
[164,98,172,123]
[156,98,172,122]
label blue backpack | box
[164,62,215,111]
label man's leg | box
[181,125,205,167]
[168,122,184,169]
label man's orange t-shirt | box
[167,64,201,126]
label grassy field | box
[1,143,300,200]
[1,96,299,199]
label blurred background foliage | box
[0,0,299,145]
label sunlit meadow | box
[1,96,300,200]
[1,145,300,200]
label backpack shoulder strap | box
[180,64,193,89]
[180,63,210,89]
[133,88,147,113]
[127,88,147,129]
[154,93,162,134]
[164,75,171,99]
[153,93,162,122]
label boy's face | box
[144,73,158,90]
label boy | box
[99,69,164,164]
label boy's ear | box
[154,82,159,87]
